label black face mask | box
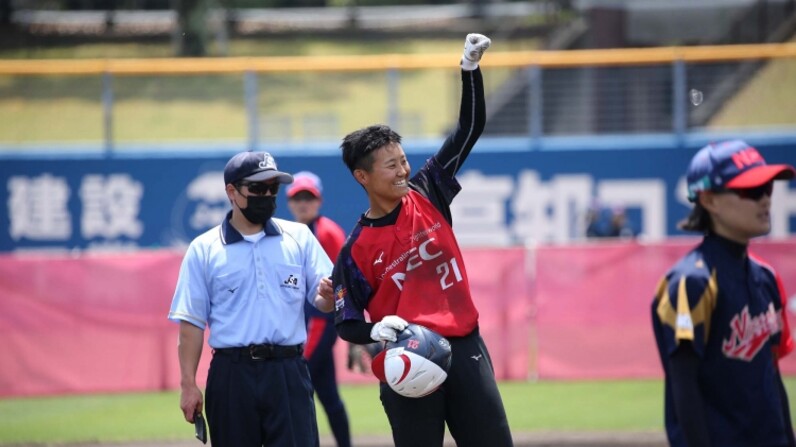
[240,195,277,225]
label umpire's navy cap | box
[685,140,795,202]
[224,151,294,185]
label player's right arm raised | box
[433,33,490,178]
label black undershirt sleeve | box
[336,320,376,345]
[670,342,712,447]
[433,68,485,178]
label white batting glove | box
[370,315,408,342]
[461,33,491,71]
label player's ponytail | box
[678,202,711,233]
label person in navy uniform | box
[331,34,514,447]
[286,171,351,447]
[652,140,796,447]
[169,151,335,447]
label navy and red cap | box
[286,171,323,198]
[686,140,795,202]
[224,151,294,185]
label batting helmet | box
[371,324,452,398]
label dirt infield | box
[13,431,668,447]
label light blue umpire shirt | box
[168,212,333,348]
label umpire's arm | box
[177,321,204,423]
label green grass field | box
[1,378,796,445]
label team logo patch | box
[281,274,299,289]
[722,304,780,361]
[334,285,347,311]
[259,153,277,170]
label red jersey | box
[334,159,479,337]
[333,68,485,339]
[312,215,345,263]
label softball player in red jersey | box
[331,34,514,447]
[652,140,796,447]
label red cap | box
[726,164,795,188]
[286,171,322,198]
[686,140,795,201]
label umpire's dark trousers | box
[206,345,319,447]
[379,327,514,447]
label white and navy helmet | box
[372,324,452,398]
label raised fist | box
[461,33,491,71]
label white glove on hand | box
[370,315,409,342]
[461,33,491,71]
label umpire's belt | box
[215,343,303,360]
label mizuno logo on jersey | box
[374,251,384,265]
[722,303,781,361]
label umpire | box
[168,151,336,446]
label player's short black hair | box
[340,124,402,173]
[678,202,711,233]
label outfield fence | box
[2,239,796,397]
[1,42,796,152]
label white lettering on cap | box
[259,153,276,170]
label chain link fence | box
[1,44,795,153]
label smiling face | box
[699,187,773,244]
[354,142,411,218]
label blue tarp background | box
[3,137,795,251]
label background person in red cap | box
[652,140,796,447]
[286,171,352,447]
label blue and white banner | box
[2,139,795,252]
